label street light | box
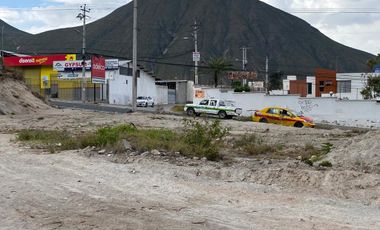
[1,25,4,52]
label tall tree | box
[207,57,233,87]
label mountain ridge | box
[2,0,374,83]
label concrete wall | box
[109,75,131,105]
[176,82,188,104]
[187,81,194,103]
[109,69,161,105]
[156,85,169,105]
[194,87,380,127]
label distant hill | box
[0,20,31,52]
[5,0,375,83]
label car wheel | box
[259,118,268,123]
[144,102,148,107]
[186,108,195,116]
[294,122,304,128]
[151,103,154,107]
[218,111,227,119]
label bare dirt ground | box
[0,108,379,230]
[0,78,50,115]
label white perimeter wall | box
[156,85,169,105]
[109,70,168,105]
[195,88,380,127]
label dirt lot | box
[0,107,379,230]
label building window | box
[307,83,312,95]
[325,80,333,86]
[337,80,351,93]
[319,81,325,92]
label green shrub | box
[234,84,251,93]
[181,119,229,160]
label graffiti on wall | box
[298,100,319,113]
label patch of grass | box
[234,134,276,155]
[17,120,229,161]
[127,129,180,152]
[301,143,334,166]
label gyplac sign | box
[53,60,91,71]
[53,59,119,72]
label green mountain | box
[6,0,375,83]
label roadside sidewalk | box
[49,99,182,115]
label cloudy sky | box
[0,0,379,54]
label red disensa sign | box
[3,55,67,67]
[91,55,106,84]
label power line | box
[289,11,380,14]
[0,7,116,12]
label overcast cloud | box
[0,0,378,54]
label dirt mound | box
[327,130,380,174]
[0,77,51,115]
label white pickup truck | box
[184,99,242,119]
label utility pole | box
[192,20,200,85]
[77,4,90,103]
[132,0,138,111]
[265,56,269,94]
[240,46,251,85]
[1,25,4,53]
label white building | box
[336,73,370,100]
[108,62,168,106]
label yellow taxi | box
[252,106,315,128]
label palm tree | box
[207,57,233,87]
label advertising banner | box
[53,59,118,72]
[3,55,67,67]
[91,56,106,84]
[53,60,91,71]
[227,71,257,80]
[57,72,90,80]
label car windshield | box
[137,96,147,100]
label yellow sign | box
[65,54,77,61]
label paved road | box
[50,100,133,113]
[49,99,178,114]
